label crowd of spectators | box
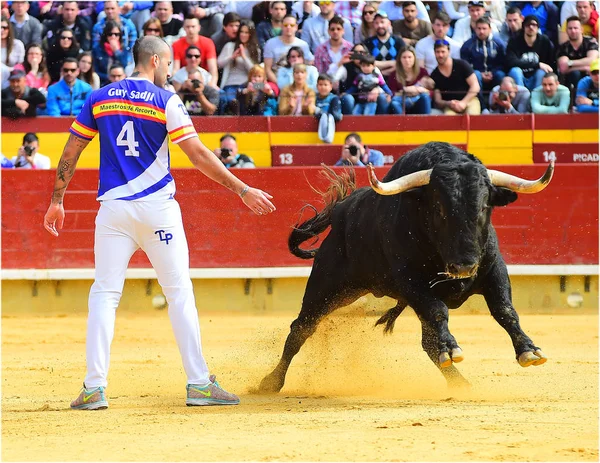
[1,0,598,125]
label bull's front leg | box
[482,265,547,367]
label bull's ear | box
[490,187,518,207]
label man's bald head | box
[133,36,170,66]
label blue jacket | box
[46,79,93,116]
[460,35,506,74]
[92,16,138,58]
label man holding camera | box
[335,132,385,167]
[176,69,219,116]
[486,76,531,114]
[11,132,51,169]
[213,133,255,168]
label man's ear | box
[490,186,518,207]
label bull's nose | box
[448,263,477,277]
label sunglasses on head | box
[434,39,450,46]
[186,53,201,59]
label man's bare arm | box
[52,134,90,204]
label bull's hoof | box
[258,373,284,394]
[451,347,464,363]
[439,352,452,368]
[518,349,548,367]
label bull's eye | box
[481,204,490,213]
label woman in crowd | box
[142,17,164,37]
[236,64,277,116]
[46,27,80,83]
[1,16,24,69]
[78,51,100,90]
[14,43,50,94]
[278,63,316,116]
[277,46,318,92]
[388,46,433,115]
[93,21,131,86]
[218,19,261,115]
[354,2,378,44]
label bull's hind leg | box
[416,312,470,388]
[259,278,366,393]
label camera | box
[24,145,35,155]
[252,82,265,91]
[191,79,202,89]
[498,90,510,101]
[348,145,359,156]
[221,148,231,157]
[350,52,363,60]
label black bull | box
[259,142,554,393]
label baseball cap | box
[468,1,485,7]
[591,59,599,72]
[8,69,25,80]
[523,14,539,26]
[374,11,388,20]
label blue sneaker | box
[186,375,240,406]
[70,383,108,410]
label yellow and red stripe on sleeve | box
[70,121,98,141]
[169,124,197,143]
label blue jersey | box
[70,78,198,201]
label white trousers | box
[84,199,209,388]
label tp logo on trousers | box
[155,230,173,245]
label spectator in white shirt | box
[415,11,461,73]
[452,1,498,45]
[301,0,354,54]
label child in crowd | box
[346,54,393,115]
[237,64,277,116]
[314,73,342,143]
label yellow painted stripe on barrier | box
[1,132,272,168]
[470,148,534,165]
[270,131,468,145]
[468,130,532,148]
[534,129,598,143]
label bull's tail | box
[289,165,356,259]
[375,303,407,334]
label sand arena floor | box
[1,310,598,461]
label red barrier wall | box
[1,165,597,269]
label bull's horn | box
[367,164,432,195]
[487,161,554,194]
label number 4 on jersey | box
[116,121,140,157]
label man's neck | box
[404,18,418,29]
[14,13,26,22]
[329,38,342,48]
[377,32,390,42]
[271,19,282,28]
[63,18,75,26]
[12,89,23,98]
[186,35,199,44]
[321,11,334,21]
[129,69,152,82]
[281,35,295,44]
[569,36,583,48]
[524,33,537,46]
[64,79,76,88]
[161,15,173,24]
[439,58,453,72]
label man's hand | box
[241,188,276,216]
[121,2,133,14]
[539,62,553,73]
[44,202,65,237]
[481,71,493,83]
[194,81,205,94]
[194,6,207,19]
[15,99,29,113]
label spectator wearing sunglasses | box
[91,1,138,64]
[172,45,213,92]
[46,57,92,116]
[46,27,80,83]
[142,18,164,38]
[42,1,92,52]
[575,59,599,112]
[93,20,132,86]
[301,1,353,54]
